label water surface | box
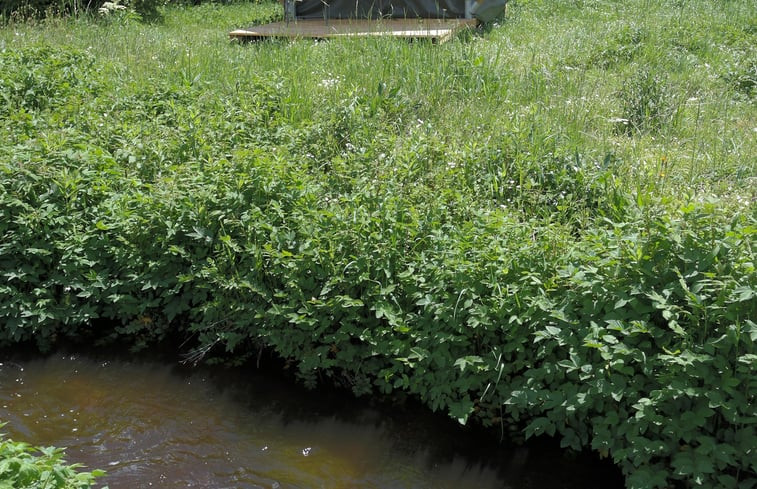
[0,354,622,489]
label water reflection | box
[0,355,621,489]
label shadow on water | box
[0,350,624,489]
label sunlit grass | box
[2,0,754,218]
[1,3,755,487]
[2,0,753,210]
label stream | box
[0,354,623,489]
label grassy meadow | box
[1,0,755,487]
[2,0,756,201]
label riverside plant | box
[0,0,755,487]
[0,427,106,489]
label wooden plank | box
[230,18,478,43]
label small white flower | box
[318,77,340,89]
[98,0,126,15]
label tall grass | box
[1,1,755,488]
[2,0,754,208]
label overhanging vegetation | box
[1,0,755,487]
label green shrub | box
[0,40,754,489]
[0,45,98,115]
[0,0,161,19]
[498,204,757,488]
[0,429,105,488]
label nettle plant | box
[0,41,755,489]
[0,428,106,489]
[496,203,757,488]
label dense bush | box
[0,0,158,19]
[0,40,755,489]
[0,0,245,20]
[0,430,105,488]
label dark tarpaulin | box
[295,0,466,19]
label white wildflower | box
[98,0,126,15]
[318,76,340,89]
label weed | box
[723,54,756,99]
[0,1,755,488]
[0,429,106,488]
[617,67,677,134]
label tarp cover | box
[295,0,466,19]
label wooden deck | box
[229,18,478,43]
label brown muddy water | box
[0,354,623,489]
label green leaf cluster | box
[0,429,105,489]
[0,41,754,489]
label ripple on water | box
[0,355,623,489]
